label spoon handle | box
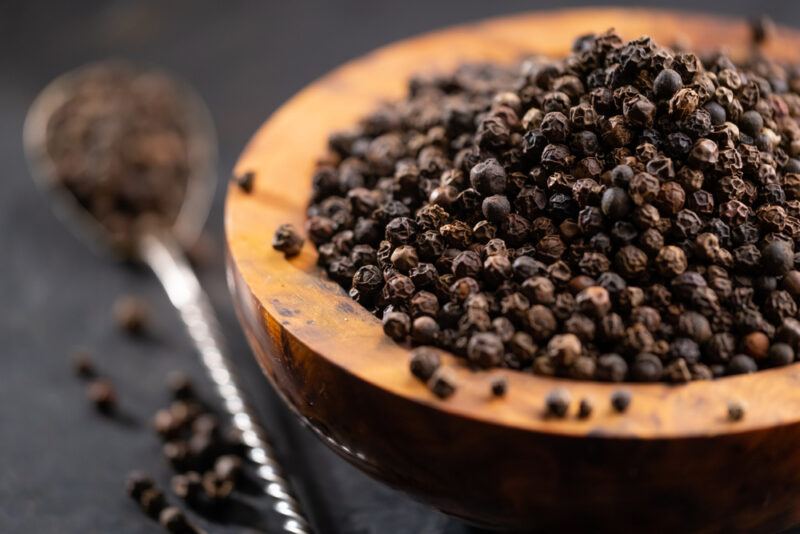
[139,231,312,534]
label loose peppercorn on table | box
[226,8,800,532]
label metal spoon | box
[23,61,311,534]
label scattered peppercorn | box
[545,388,571,418]
[428,367,457,399]
[490,376,508,397]
[234,170,256,193]
[72,349,96,379]
[113,295,149,336]
[159,506,200,534]
[126,471,156,501]
[727,400,746,421]
[577,398,593,419]
[87,379,117,414]
[610,390,632,413]
[272,224,305,257]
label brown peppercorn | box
[202,471,234,501]
[741,331,769,360]
[628,172,660,206]
[678,311,713,344]
[113,295,148,336]
[382,274,415,305]
[615,245,649,279]
[139,488,168,518]
[782,270,800,296]
[390,245,419,273]
[467,332,505,368]
[654,245,687,277]
[526,305,557,342]
[171,472,203,504]
[411,316,440,345]
[727,400,745,421]
[87,379,117,414]
[159,506,199,534]
[575,286,611,317]
[72,350,96,379]
[382,311,411,341]
[656,182,686,215]
[521,276,555,305]
[547,333,582,366]
[126,471,155,501]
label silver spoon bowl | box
[24,61,311,534]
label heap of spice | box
[276,29,800,384]
[45,63,192,253]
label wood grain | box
[226,9,800,531]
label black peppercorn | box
[490,377,508,397]
[610,390,632,413]
[577,398,593,419]
[409,347,441,381]
[383,311,411,341]
[545,388,571,418]
[654,68,683,100]
[427,368,457,399]
[467,332,505,368]
[727,400,745,421]
[727,354,758,375]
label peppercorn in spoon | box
[23,61,311,534]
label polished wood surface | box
[226,9,800,531]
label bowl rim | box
[225,7,800,440]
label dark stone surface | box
[0,1,796,532]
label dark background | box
[2,1,798,533]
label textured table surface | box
[1,1,797,532]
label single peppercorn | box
[87,379,117,414]
[490,377,508,397]
[382,311,411,341]
[654,69,683,100]
[545,388,571,418]
[728,354,758,375]
[467,332,505,368]
[482,195,511,223]
[610,390,632,413]
[409,347,441,381]
[272,224,305,257]
[577,398,593,419]
[427,368,457,399]
[727,400,746,421]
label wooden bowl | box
[226,9,800,532]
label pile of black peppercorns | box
[45,63,192,254]
[276,29,800,385]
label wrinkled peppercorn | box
[272,224,305,257]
